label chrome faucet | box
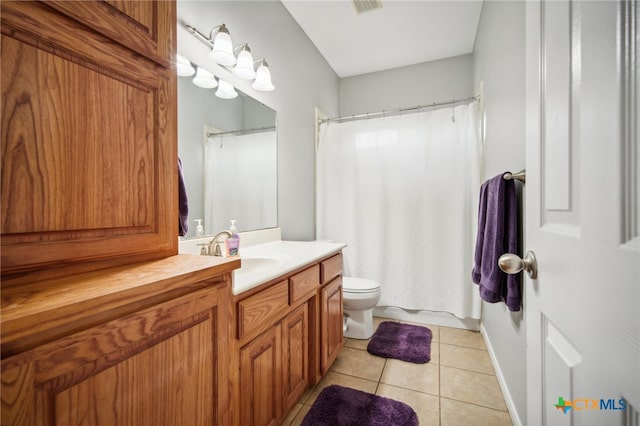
[199,230,232,256]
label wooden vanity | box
[230,251,344,426]
[0,249,344,426]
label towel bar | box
[503,170,526,184]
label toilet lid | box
[342,277,380,293]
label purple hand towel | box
[471,173,521,311]
[178,158,189,237]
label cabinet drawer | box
[289,265,320,305]
[238,280,288,340]
[321,254,343,285]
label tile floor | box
[283,317,513,426]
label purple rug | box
[367,321,432,363]
[302,385,418,426]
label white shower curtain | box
[317,103,483,319]
[204,130,277,234]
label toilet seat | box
[343,277,380,293]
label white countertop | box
[232,240,346,295]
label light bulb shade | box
[233,48,256,80]
[176,54,195,77]
[192,67,218,89]
[210,28,236,66]
[252,63,275,91]
[215,79,238,99]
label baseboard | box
[373,306,480,330]
[480,323,523,426]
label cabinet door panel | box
[320,277,343,374]
[45,0,174,67]
[240,325,282,426]
[2,36,155,235]
[54,320,213,426]
[1,286,222,426]
[0,1,177,274]
[282,304,308,413]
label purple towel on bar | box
[472,173,521,311]
[178,158,189,237]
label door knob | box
[498,251,538,279]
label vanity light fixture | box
[252,59,275,92]
[185,23,275,92]
[176,54,195,77]
[215,79,238,99]
[233,44,256,80]
[177,54,238,98]
[209,24,236,66]
[192,66,218,89]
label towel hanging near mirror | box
[178,158,189,236]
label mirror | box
[177,69,277,238]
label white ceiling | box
[281,0,484,78]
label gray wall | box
[473,1,527,424]
[177,0,340,240]
[340,54,474,116]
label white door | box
[522,1,640,425]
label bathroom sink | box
[237,255,286,273]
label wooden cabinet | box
[320,275,344,374]
[44,1,175,66]
[1,256,237,426]
[237,304,309,426]
[319,254,344,375]
[235,275,312,426]
[0,2,241,425]
[3,289,221,425]
[232,254,343,425]
[282,304,309,414]
[240,323,282,426]
[0,0,177,275]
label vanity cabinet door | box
[320,276,344,374]
[1,285,227,426]
[240,324,282,426]
[44,0,175,66]
[0,0,177,275]
[282,303,309,414]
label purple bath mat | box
[301,385,418,426]
[367,321,432,363]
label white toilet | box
[342,277,381,339]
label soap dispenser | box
[194,219,204,237]
[225,220,240,257]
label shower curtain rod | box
[318,95,480,124]
[207,125,276,138]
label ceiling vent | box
[352,0,383,14]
